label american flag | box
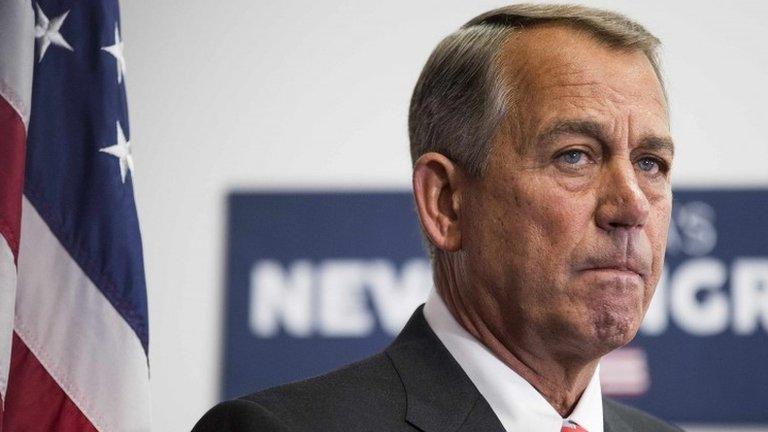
[600,347,650,397]
[0,0,150,430]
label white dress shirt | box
[423,289,604,432]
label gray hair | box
[408,4,664,260]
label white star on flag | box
[34,3,74,63]
[101,24,127,84]
[100,121,134,183]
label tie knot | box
[561,419,588,432]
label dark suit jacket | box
[193,306,682,432]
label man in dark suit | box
[195,4,681,431]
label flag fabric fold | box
[0,0,150,430]
[0,0,35,424]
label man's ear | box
[412,152,465,253]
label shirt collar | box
[423,289,603,432]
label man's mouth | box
[578,257,648,279]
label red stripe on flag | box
[0,95,26,260]
[4,333,97,432]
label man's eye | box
[637,157,662,174]
[557,150,589,166]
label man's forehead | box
[499,24,664,100]
[535,119,674,154]
[495,24,669,147]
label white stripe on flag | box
[0,0,34,126]
[0,238,15,398]
[15,197,150,431]
[0,0,34,407]
[599,347,650,396]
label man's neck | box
[437,284,599,417]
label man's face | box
[460,25,673,360]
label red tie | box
[561,419,588,432]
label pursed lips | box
[577,257,648,279]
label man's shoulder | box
[193,352,409,432]
[603,398,683,432]
[243,351,402,410]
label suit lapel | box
[385,306,505,432]
[603,398,632,432]
[456,396,506,432]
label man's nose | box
[595,158,650,232]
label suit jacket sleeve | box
[191,399,293,432]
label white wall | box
[120,1,768,430]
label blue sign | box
[624,190,768,423]
[222,190,768,425]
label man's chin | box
[578,280,646,351]
[547,311,640,362]
[592,310,641,353]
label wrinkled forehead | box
[496,24,669,144]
